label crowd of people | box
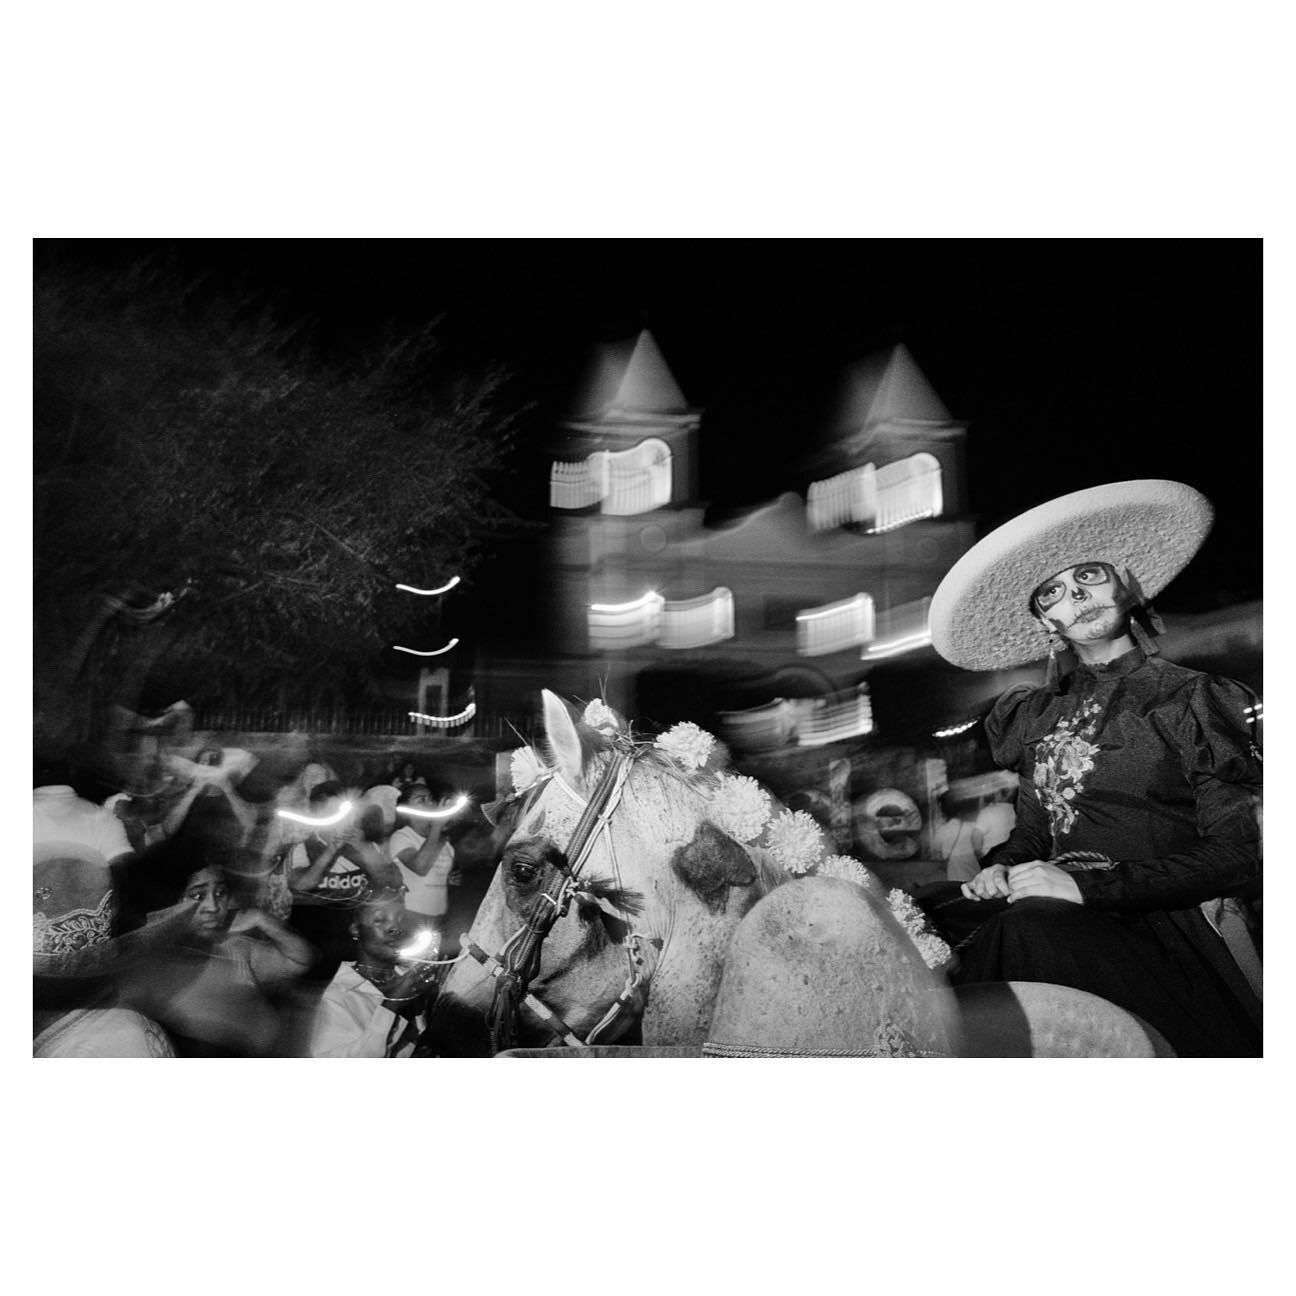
[33,744,505,1057]
[33,483,1263,1060]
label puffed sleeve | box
[1073,675,1261,911]
[979,685,1052,870]
[982,684,1037,772]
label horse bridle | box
[463,748,660,1053]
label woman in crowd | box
[115,853,316,1055]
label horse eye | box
[510,861,539,885]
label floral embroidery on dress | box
[1032,698,1103,839]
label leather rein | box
[465,748,658,1053]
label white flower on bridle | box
[510,746,547,795]
[582,699,620,734]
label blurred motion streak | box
[807,452,942,533]
[408,703,477,727]
[550,439,673,514]
[589,589,734,651]
[860,597,933,660]
[797,593,876,656]
[657,588,735,649]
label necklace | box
[355,961,400,990]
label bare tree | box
[34,258,523,744]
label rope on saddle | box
[1051,850,1117,872]
[701,1043,950,1058]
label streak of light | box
[409,703,477,727]
[276,799,354,826]
[393,638,460,657]
[395,576,461,596]
[397,794,471,820]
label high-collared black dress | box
[920,647,1262,1057]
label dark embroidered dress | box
[921,647,1262,1057]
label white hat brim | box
[929,480,1213,670]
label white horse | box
[428,691,944,1055]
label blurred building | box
[477,330,983,861]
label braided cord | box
[702,1042,950,1058]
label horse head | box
[429,691,800,1054]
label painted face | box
[184,867,231,936]
[353,898,407,966]
[1031,562,1130,644]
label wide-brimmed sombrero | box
[929,479,1213,671]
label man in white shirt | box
[308,888,442,1057]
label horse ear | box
[541,689,586,792]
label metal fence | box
[190,705,530,742]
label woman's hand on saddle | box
[961,864,1010,901]
[1005,861,1083,905]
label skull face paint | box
[1031,562,1132,648]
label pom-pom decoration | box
[764,810,826,875]
[654,721,716,770]
[886,888,953,971]
[818,854,874,888]
[708,773,772,844]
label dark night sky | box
[36,238,1262,610]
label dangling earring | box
[1129,606,1161,656]
[1044,630,1064,692]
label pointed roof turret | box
[569,329,691,419]
[830,343,951,434]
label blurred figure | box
[387,783,460,945]
[287,781,396,979]
[34,757,134,868]
[115,858,315,1055]
[392,761,427,795]
[161,745,257,848]
[309,888,442,1057]
[34,843,179,1057]
[933,790,985,884]
[975,789,1016,853]
[439,808,508,958]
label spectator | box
[392,761,427,795]
[34,757,134,868]
[933,791,985,884]
[287,781,395,978]
[387,782,463,941]
[114,856,315,1055]
[309,888,442,1057]
[975,791,1016,853]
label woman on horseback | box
[919,480,1262,1057]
